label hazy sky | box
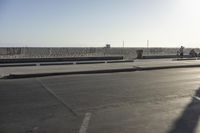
[0,0,200,47]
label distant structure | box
[105,44,111,48]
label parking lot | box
[1,68,200,133]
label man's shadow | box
[168,88,200,133]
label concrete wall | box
[0,47,199,59]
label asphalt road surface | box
[1,68,200,133]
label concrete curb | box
[2,64,200,79]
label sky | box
[0,0,200,47]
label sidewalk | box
[2,59,200,79]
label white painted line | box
[79,112,92,133]
[37,79,77,116]
[193,96,200,101]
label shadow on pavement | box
[168,88,200,133]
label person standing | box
[179,46,184,58]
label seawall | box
[0,47,199,59]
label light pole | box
[147,40,149,55]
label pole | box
[147,40,149,55]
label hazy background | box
[0,0,200,47]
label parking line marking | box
[79,112,92,133]
[193,96,200,101]
[37,79,78,117]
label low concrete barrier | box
[142,55,192,59]
[0,59,133,67]
[0,56,123,63]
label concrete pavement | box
[2,59,200,78]
[1,68,200,133]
